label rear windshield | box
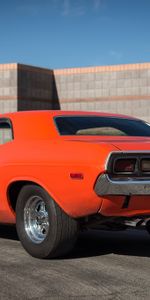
[55,116,150,136]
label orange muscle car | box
[1,110,150,258]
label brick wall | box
[0,64,17,113]
[0,62,150,122]
[54,63,150,122]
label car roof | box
[0,110,139,140]
[2,110,138,120]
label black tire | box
[16,185,78,259]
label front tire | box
[16,185,78,259]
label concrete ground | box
[0,226,150,300]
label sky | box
[0,0,150,69]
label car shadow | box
[66,229,150,259]
[0,225,150,259]
[0,224,19,241]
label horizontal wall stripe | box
[18,64,53,75]
[0,96,17,100]
[0,63,17,71]
[0,95,150,103]
[1,62,150,76]
[0,96,53,102]
[0,63,53,75]
[0,62,150,76]
[54,62,150,76]
[60,95,150,104]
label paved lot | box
[0,226,150,300]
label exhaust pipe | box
[124,219,145,227]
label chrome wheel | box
[16,185,78,258]
[24,196,49,244]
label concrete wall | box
[54,63,150,122]
[0,62,150,122]
[0,64,17,113]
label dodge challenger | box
[0,110,150,258]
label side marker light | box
[70,173,84,180]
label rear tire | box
[16,185,78,259]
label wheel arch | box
[7,179,57,214]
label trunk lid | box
[64,136,150,152]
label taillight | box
[114,158,136,173]
[141,159,150,172]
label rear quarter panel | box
[0,139,115,223]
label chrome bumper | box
[94,174,150,196]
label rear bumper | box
[94,174,150,196]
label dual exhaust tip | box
[124,218,150,228]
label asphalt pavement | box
[0,225,150,300]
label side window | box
[0,120,13,145]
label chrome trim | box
[94,174,150,196]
